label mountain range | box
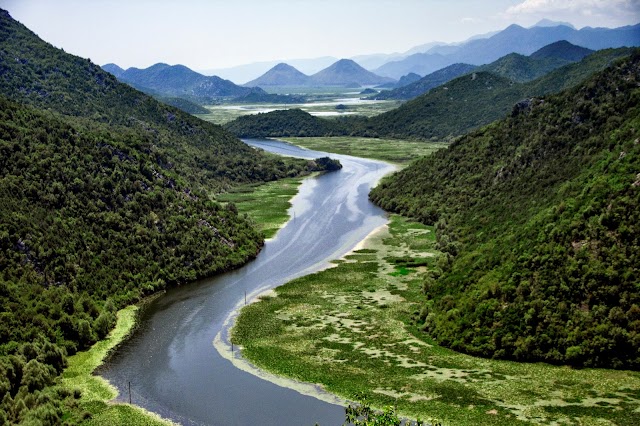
[103,63,265,102]
[245,58,395,88]
[374,22,639,78]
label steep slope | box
[0,9,328,423]
[371,63,477,100]
[0,9,304,193]
[310,59,395,86]
[369,52,640,369]
[244,63,311,87]
[375,23,640,78]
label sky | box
[0,0,638,71]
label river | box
[97,139,396,425]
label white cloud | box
[504,0,640,27]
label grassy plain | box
[60,306,172,425]
[232,215,640,425]
[196,97,401,125]
[216,176,306,239]
[282,136,446,165]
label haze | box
[0,0,638,71]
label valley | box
[0,3,639,426]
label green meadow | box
[232,215,640,425]
[59,306,172,425]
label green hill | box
[476,52,571,82]
[0,9,328,424]
[530,39,594,61]
[369,52,640,369]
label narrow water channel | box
[97,139,396,425]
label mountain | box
[532,18,576,30]
[530,39,594,61]
[108,63,265,102]
[244,63,311,87]
[309,59,395,86]
[374,23,640,78]
[371,63,477,100]
[0,9,334,423]
[101,62,125,78]
[201,56,338,85]
[369,52,640,369]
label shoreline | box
[61,304,176,425]
[211,221,391,405]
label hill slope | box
[369,52,640,369]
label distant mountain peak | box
[533,19,576,30]
[244,62,310,87]
[311,58,394,86]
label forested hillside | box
[369,52,640,369]
[0,9,329,424]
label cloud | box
[504,0,640,25]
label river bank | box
[231,211,640,425]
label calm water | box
[97,139,395,425]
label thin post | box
[244,290,247,305]
[128,381,131,404]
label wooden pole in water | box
[244,290,247,305]
[128,381,131,404]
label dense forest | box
[225,48,633,141]
[369,52,640,369]
[0,9,334,424]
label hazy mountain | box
[108,63,264,102]
[371,63,477,100]
[102,62,125,78]
[244,63,311,87]
[201,56,338,84]
[374,23,640,78]
[350,52,406,71]
[373,52,454,79]
[309,59,395,86]
[532,18,576,30]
